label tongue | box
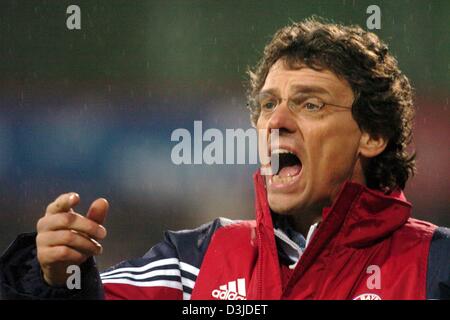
[277,164,301,177]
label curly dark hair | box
[247,17,415,191]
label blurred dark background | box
[0,0,448,270]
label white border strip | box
[101,279,183,290]
[101,269,180,280]
[101,258,179,277]
[100,258,199,278]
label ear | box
[358,131,388,158]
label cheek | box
[305,119,360,179]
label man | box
[1,18,449,300]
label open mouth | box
[270,148,302,186]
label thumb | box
[86,198,109,225]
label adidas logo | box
[211,278,247,300]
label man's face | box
[256,59,363,215]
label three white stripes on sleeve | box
[100,258,199,300]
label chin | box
[267,193,304,215]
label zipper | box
[257,226,263,299]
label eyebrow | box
[259,84,332,98]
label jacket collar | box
[253,169,411,248]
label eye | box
[304,102,322,111]
[302,97,324,112]
[261,100,277,111]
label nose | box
[266,100,297,135]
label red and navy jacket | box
[1,171,449,299]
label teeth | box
[271,148,294,155]
[272,174,296,184]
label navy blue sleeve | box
[426,226,450,300]
[162,217,228,267]
[0,233,104,300]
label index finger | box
[46,192,80,215]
